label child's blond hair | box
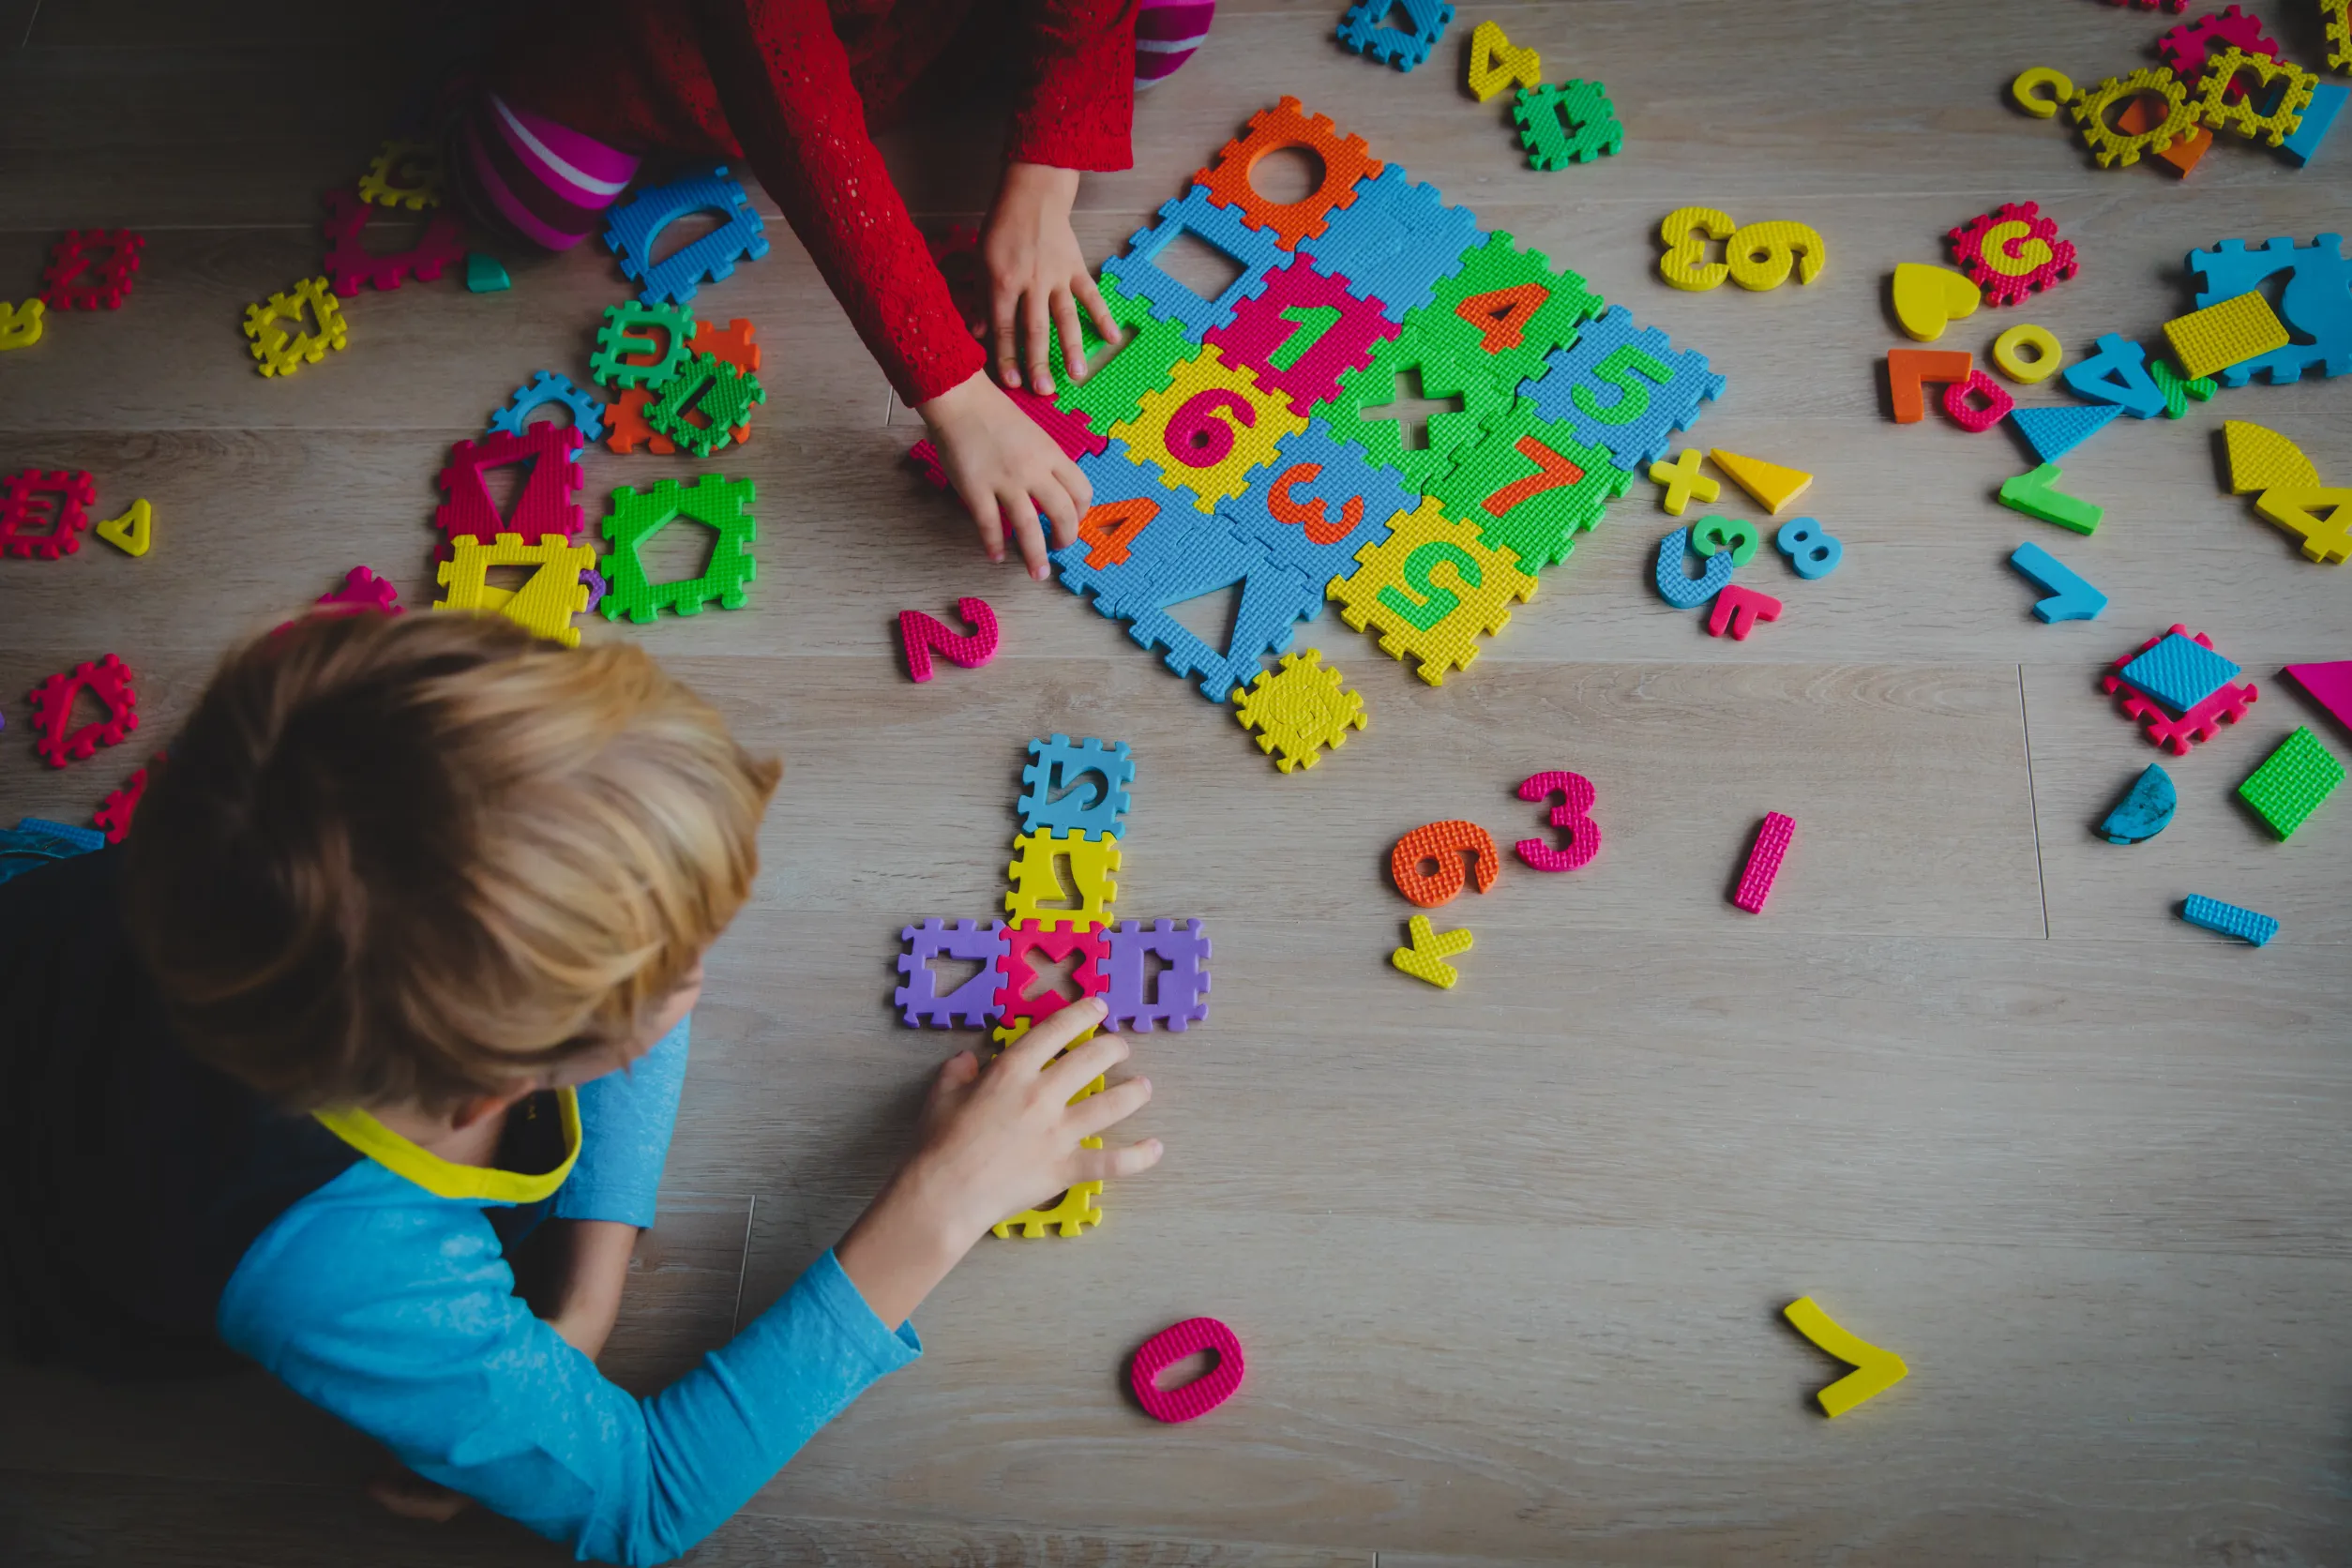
[126,611,778,1114]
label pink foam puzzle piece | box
[1708,583,1784,640]
[1129,1317,1245,1424]
[1202,258,1401,413]
[2286,661,2352,739]
[1733,811,1794,913]
[1514,770,1600,872]
[899,597,1000,682]
[2100,626,2259,755]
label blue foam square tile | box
[1217,417,1415,593]
[1100,186,1288,339]
[2118,631,2241,716]
[1296,165,1483,323]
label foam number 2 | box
[1774,517,1842,580]
[898,596,1001,683]
[1391,820,1501,908]
[1573,344,1671,425]
[1164,388,1256,468]
[1515,772,1599,872]
[1376,540,1478,629]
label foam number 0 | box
[1391,820,1501,908]
[1375,539,1479,629]
[1657,206,1735,292]
[1726,220,1826,291]
[1515,772,1599,872]
[1268,461,1365,546]
[1164,388,1257,468]
[1572,344,1671,425]
[1078,495,1158,567]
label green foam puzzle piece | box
[1998,462,2103,535]
[2238,724,2344,837]
[644,351,764,458]
[464,253,510,293]
[599,475,757,622]
[1423,399,1631,572]
[1411,230,1606,393]
[1052,273,1195,433]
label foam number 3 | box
[1774,516,1843,580]
[1164,388,1257,468]
[1515,772,1599,872]
[1726,220,1827,291]
[1375,539,1479,629]
[1657,206,1735,292]
[1268,461,1365,546]
[1690,515,1759,566]
[1391,820,1501,908]
[1573,344,1672,425]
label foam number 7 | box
[1572,344,1672,425]
[1267,305,1342,371]
[1514,772,1599,872]
[1375,539,1479,629]
[1391,820,1501,908]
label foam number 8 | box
[1391,820,1501,908]
[1726,220,1827,291]
[1515,772,1599,873]
[1375,539,1480,630]
[1571,344,1671,425]
[1163,388,1257,468]
[1689,515,1759,566]
[1774,516,1842,580]
[1657,206,1735,293]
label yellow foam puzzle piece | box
[0,297,45,352]
[355,138,445,211]
[2254,487,2352,564]
[242,277,349,379]
[2010,66,2074,117]
[1330,495,1537,686]
[1003,829,1122,927]
[1648,447,1721,516]
[1465,20,1542,101]
[1230,648,1367,772]
[992,1074,1108,1239]
[2224,420,2322,496]
[434,533,596,647]
[1110,344,1304,513]
[1991,324,2064,384]
[2164,291,2292,382]
[1890,263,1981,342]
[95,498,152,557]
[1708,448,1814,515]
[1726,219,1827,291]
[1392,913,1473,988]
[1783,1296,1909,1418]
[1656,206,1736,293]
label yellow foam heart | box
[1891,263,1982,342]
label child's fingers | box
[1023,289,1056,398]
[1074,1137,1166,1184]
[1070,1074,1152,1137]
[992,294,1024,389]
[966,486,1008,564]
[1059,456,1094,520]
[1003,996,1108,1074]
[1005,496,1053,580]
[1044,1028,1132,1095]
[1033,474,1082,556]
[1053,290,1090,383]
[1075,273,1122,350]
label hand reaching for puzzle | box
[834,998,1159,1327]
[979,160,1123,396]
[918,369,1093,580]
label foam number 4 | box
[1376,539,1478,629]
[1268,461,1365,546]
[1774,517,1842,580]
[1515,772,1599,872]
[1573,344,1672,425]
[1078,495,1158,567]
[1164,388,1257,467]
[1658,207,1735,292]
[1391,820,1501,908]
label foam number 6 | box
[1375,539,1479,630]
[1726,220,1827,291]
[1391,820,1501,908]
[1689,515,1759,566]
[1774,516,1843,580]
[1164,388,1257,468]
[1657,206,1735,293]
[1571,344,1671,425]
[1515,772,1599,873]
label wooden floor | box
[5,1,2352,1562]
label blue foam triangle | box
[2011,403,2122,465]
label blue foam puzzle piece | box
[1774,517,1842,580]
[1054,440,1253,608]
[2098,763,2176,845]
[2186,235,2352,384]
[1121,540,1324,701]
[2119,631,2242,716]
[2182,894,2278,947]
[2283,83,2348,167]
[1019,735,1136,838]
[1218,417,1414,592]
[1101,186,1288,339]
[488,370,606,443]
[1296,165,1484,323]
[1335,0,1455,70]
[1518,306,1726,472]
[2011,402,2123,465]
[0,817,104,886]
[602,165,769,308]
[2009,541,2107,623]
[2060,334,2167,418]
[1653,525,1736,609]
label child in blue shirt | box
[0,610,1158,1563]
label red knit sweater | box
[492,0,1138,406]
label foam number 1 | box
[1515,772,1599,872]
[1391,820,1501,908]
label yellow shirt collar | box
[312,1088,580,1204]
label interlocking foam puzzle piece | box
[1051,439,1223,604]
[1517,306,1726,471]
[1104,918,1212,1032]
[1103,186,1288,338]
[2061,333,2167,418]
[1130,1318,1245,1421]
[433,534,596,647]
[1111,344,1304,510]
[1295,164,1483,324]
[2193,46,2314,144]
[1192,95,1383,249]
[2159,310,2254,397]
[2011,67,2075,117]
[93,757,156,844]
[2154,364,2217,426]
[603,388,671,456]
[1390,819,1500,907]
[1783,1297,1908,1418]
[2010,540,2108,623]
[1050,272,1196,433]
[1689,515,1759,566]
[1005,829,1123,928]
[27,656,137,767]
[2120,630,2244,715]
[1336,0,1454,70]
[1427,402,1633,573]
[465,253,510,293]
[1514,771,1600,872]
[1732,811,1794,913]
[1231,649,1366,771]
[1392,913,1472,988]
[2181,893,2279,945]
[1775,518,1842,580]
[242,277,348,378]
[2186,235,2352,384]
[1203,256,1401,415]
[40,229,142,309]
[1,818,106,884]
[1657,206,1735,292]
[490,370,608,444]
[433,426,586,548]
[642,352,764,458]
[2158,6,2277,84]
[0,469,94,559]
[1650,448,1720,515]
[320,188,463,296]
[2282,82,2348,165]
[2329,0,2351,68]
[993,1126,1107,1239]
[2238,724,2343,837]
[95,498,151,557]
[1319,323,1508,490]
[599,475,758,621]
[2102,626,2258,753]
[993,922,1109,1025]
[1708,449,1813,514]
[602,165,769,307]
[1998,463,2103,535]
[2011,404,2122,466]
[900,597,1000,682]
[894,918,1010,1028]
[2069,67,2199,167]
[356,139,443,209]
[590,301,696,390]
[1331,495,1538,685]
[1413,231,1605,393]
[1943,370,2014,432]
[1654,525,1737,609]
[1465,20,1542,100]
[1992,324,2063,384]
[1707,583,1782,640]
[1891,263,1983,341]
[689,316,761,374]
[1221,418,1412,583]
[0,297,44,351]
[2116,91,2214,174]
[1020,734,1136,837]
[1947,203,2079,305]
[2099,762,2177,843]
[1515,80,1624,169]
[317,565,403,616]
[1123,546,1327,701]
[2286,661,2352,737]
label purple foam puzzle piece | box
[894,918,1010,1028]
[1104,918,1212,1032]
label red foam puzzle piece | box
[1129,1317,1246,1424]
[94,754,160,844]
[1732,811,1795,913]
[432,426,586,548]
[28,655,138,768]
[1514,771,1600,872]
[2100,625,2258,755]
[1708,583,1784,640]
[40,229,143,309]
[321,187,465,296]
[899,597,1000,682]
[0,469,96,559]
[993,924,1108,1025]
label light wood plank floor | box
[4,2,2350,1562]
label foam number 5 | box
[1268,461,1365,546]
[1391,820,1501,908]
[1774,516,1842,580]
[1657,206,1735,292]
[1515,772,1599,872]
[1376,539,1479,629]
[1572,344,1671,425]
[1726,220,1827,291]
[1164,388,1257,468]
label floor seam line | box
[2018,661,2052,941]
[731,1194,755,1335]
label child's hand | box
[978,160,1123,396]
[917,370,1093,580]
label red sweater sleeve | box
[692,0,987,407]
[1004,0,1138,172]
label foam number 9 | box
[1163,388,1257,468]
[1774,516,1842,580]
[1657,206,1735,293]
[1391,820,1501,907]
[1571,344,1671,425]
[1726,220,1827,291]
[1375,539,1480,630]
[1690,515,1758,566]
[1515,772,1599,873]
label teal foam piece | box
[2009,540,2106,622]
[2283,83,2347,167]
[2119,632,2242,716]
[2061,334,2166,418]
[464,253,510,293]
[2181,894,2278,947]
[2098,764,2176,844]
[2011,403,2121,465]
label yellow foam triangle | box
[1708,449,1814,515]
[2224,419,2320,495]
[95,498,152,557]
[1783,1296,1908,1418]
